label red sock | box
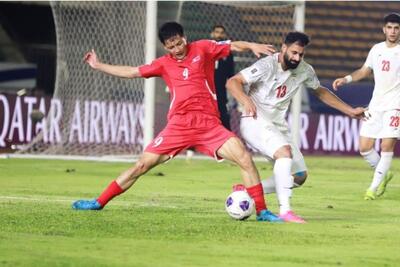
[97,180,124,207]
[246,183,267,214]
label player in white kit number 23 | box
[333,13,400,200]
[227,32,366,223]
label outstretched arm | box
[332,65,372,90]
[226,73,257,118]
[230,41,275,58]
[83,49,141,79]
[313,86,366,119]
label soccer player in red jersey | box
[72,22,282,222]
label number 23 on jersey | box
[381,60,390,72]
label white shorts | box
[360,109,400,139]
[240,116,307,174]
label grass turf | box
[0,157,399,267]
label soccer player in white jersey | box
[333,13,400,200]
[227,32,366,223]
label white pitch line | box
[0,195,179,209]
[0,196,73,203]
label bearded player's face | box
[282,43,304,70]
[164,35,188,60]
[211,27,226,41]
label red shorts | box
[145,113,236,160]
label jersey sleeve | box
[304,65,320,90]
[364,45,375,69]
[138,58,163,78]
[199,40,231,61]
[240,58,268,86]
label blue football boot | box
[256,209,283,223]
[72,199,102,210]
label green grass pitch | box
[0,156,399,267]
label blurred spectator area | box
[238,1,400,112]
[304,1,400,113]
[0,2,56,95]
[1,1,399,108]
[179,1,400,114]
[304,1,400,81]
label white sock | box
[262,177,276,193]
[360,149,380,168]
[262,175,299,194]
[186,149,194,161]
[273,158,293,215]
[369,152,393,191]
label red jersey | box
[139,40,231,120]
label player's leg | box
[217,137,282,222]
[261,173,307,192]
[373,109,400,197]
[73,122,186,210]
[372,138,396,197]
[278,147,307,223]
[185,148,195,163]
[291,145,308,188]
[239,117,304,221]
[262,144,308,193]
[194,119,281,222]
[359,136,379,168]
[360,108,399,199]
[271,145,295,214]
[262,171,308,194]
[265,145,303,223]
[234,117,288,221]
[364,138,396,199]
[72,152,169,210]
[218,137,259,186]
[115,152,170,190]
[359,117,381,200]
[360,136,381,199]
[239,116,276,193]
[359,110,395,199]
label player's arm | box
[226,73,257,118]
[312,86,366,119]
[230,41,275,58]
[332,65,372,90]
[83,49,141,78]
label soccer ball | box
[225,190,255,220]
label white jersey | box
[240,53,320,123]
[364,42,400,111]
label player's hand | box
[332,78,346,91]
[251,43,276,58]
[241,99,257,119]
[350,107,368,120]
[83,49,99,69]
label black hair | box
[284,31,310,47]
[212,24,226,31]
[384,13,400,24]
[158,22,184,44]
